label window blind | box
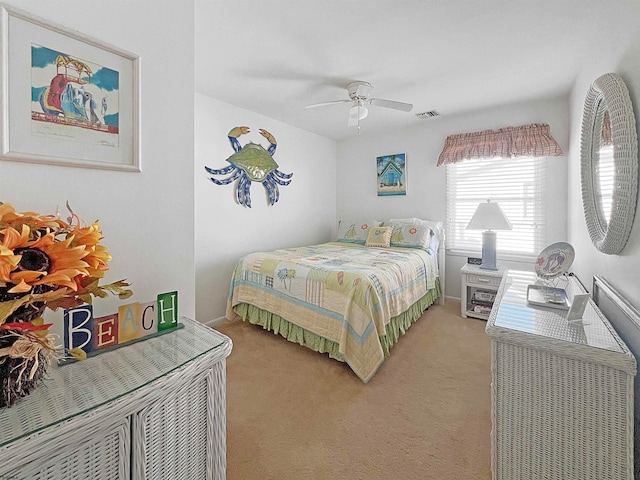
[597,145,614,223]
[446,156,547,256]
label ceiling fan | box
[305,81,413,131]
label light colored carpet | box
[214,300,492,480]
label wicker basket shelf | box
[0,317,232,480]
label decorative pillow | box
[336,219,381,244]
[384,221,432,249]
[365,226,393,248]
[388,218,442,251]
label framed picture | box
[0,4,140,171]
[376,153,406,196]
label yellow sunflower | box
[0,203,71,238]
[1,224,90,293]
[71,220,111,278]
[32,236,90,291]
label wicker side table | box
[486,271,636,480]
[0,317,232,480]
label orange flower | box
[0,203,132,323]
[0,224,90,292]
[71,221,111,278]
[32,236,90,291]
[0,203,20,223]
[0,244,21,287]
[0,225,54,290]
[0,203,70,239]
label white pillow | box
[384,221,432,249]
[388,218,443,251]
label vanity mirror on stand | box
[580,72,639,254]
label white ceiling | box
[195,0,603,141]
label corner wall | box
[568,0,640,309]
[336,97,570,298]
[0,1,196,321]
[194,94,337,323]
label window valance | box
[436,123,563,166]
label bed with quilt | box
[225,218,445,383]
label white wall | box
[0,1,195,322]
[568,0,640,309]
[336,96,570,298]
[194,94,336,323]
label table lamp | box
[466,199,512,270]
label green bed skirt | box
[232,279,442,362]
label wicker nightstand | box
[486,271,636,479]
[460,263,506,320]
[0,317,232,480]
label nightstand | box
[460,263,506,320]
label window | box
[446,156,546,257]
[596,145,614,224]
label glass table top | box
[0,317,230,448]
[491,270,625,354]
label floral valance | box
[436,123,563,166]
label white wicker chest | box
[486,270,636,480]
[0,316,232,480]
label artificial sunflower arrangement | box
[0,202,132,407]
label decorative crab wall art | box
[204,126,293,207]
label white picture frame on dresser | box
[566,293,590,323]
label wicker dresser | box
[486,271,636,480]
[0,317,232,480]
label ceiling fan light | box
[349,103,368,122]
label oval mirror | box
[580,73,639,254]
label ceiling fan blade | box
[305,99,350,109]
[369,98,414,112]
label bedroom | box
[0,0,639,478]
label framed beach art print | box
[0,4,140,171]
[377,153,407,196]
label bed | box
[225,218,445,382]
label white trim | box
[204,316,229,328]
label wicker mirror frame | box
[580,73,639,254]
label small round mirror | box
[580,73,639,254]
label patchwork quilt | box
[226,242,438,382]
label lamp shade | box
[348,101,368,126]
[466,200,512,231]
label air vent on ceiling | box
[415,110,440,119]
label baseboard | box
[204,316,229,327]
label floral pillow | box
[365,226,393,248]
[384,221,432,249]
[388,218,441,251]
[336,219,381,244]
